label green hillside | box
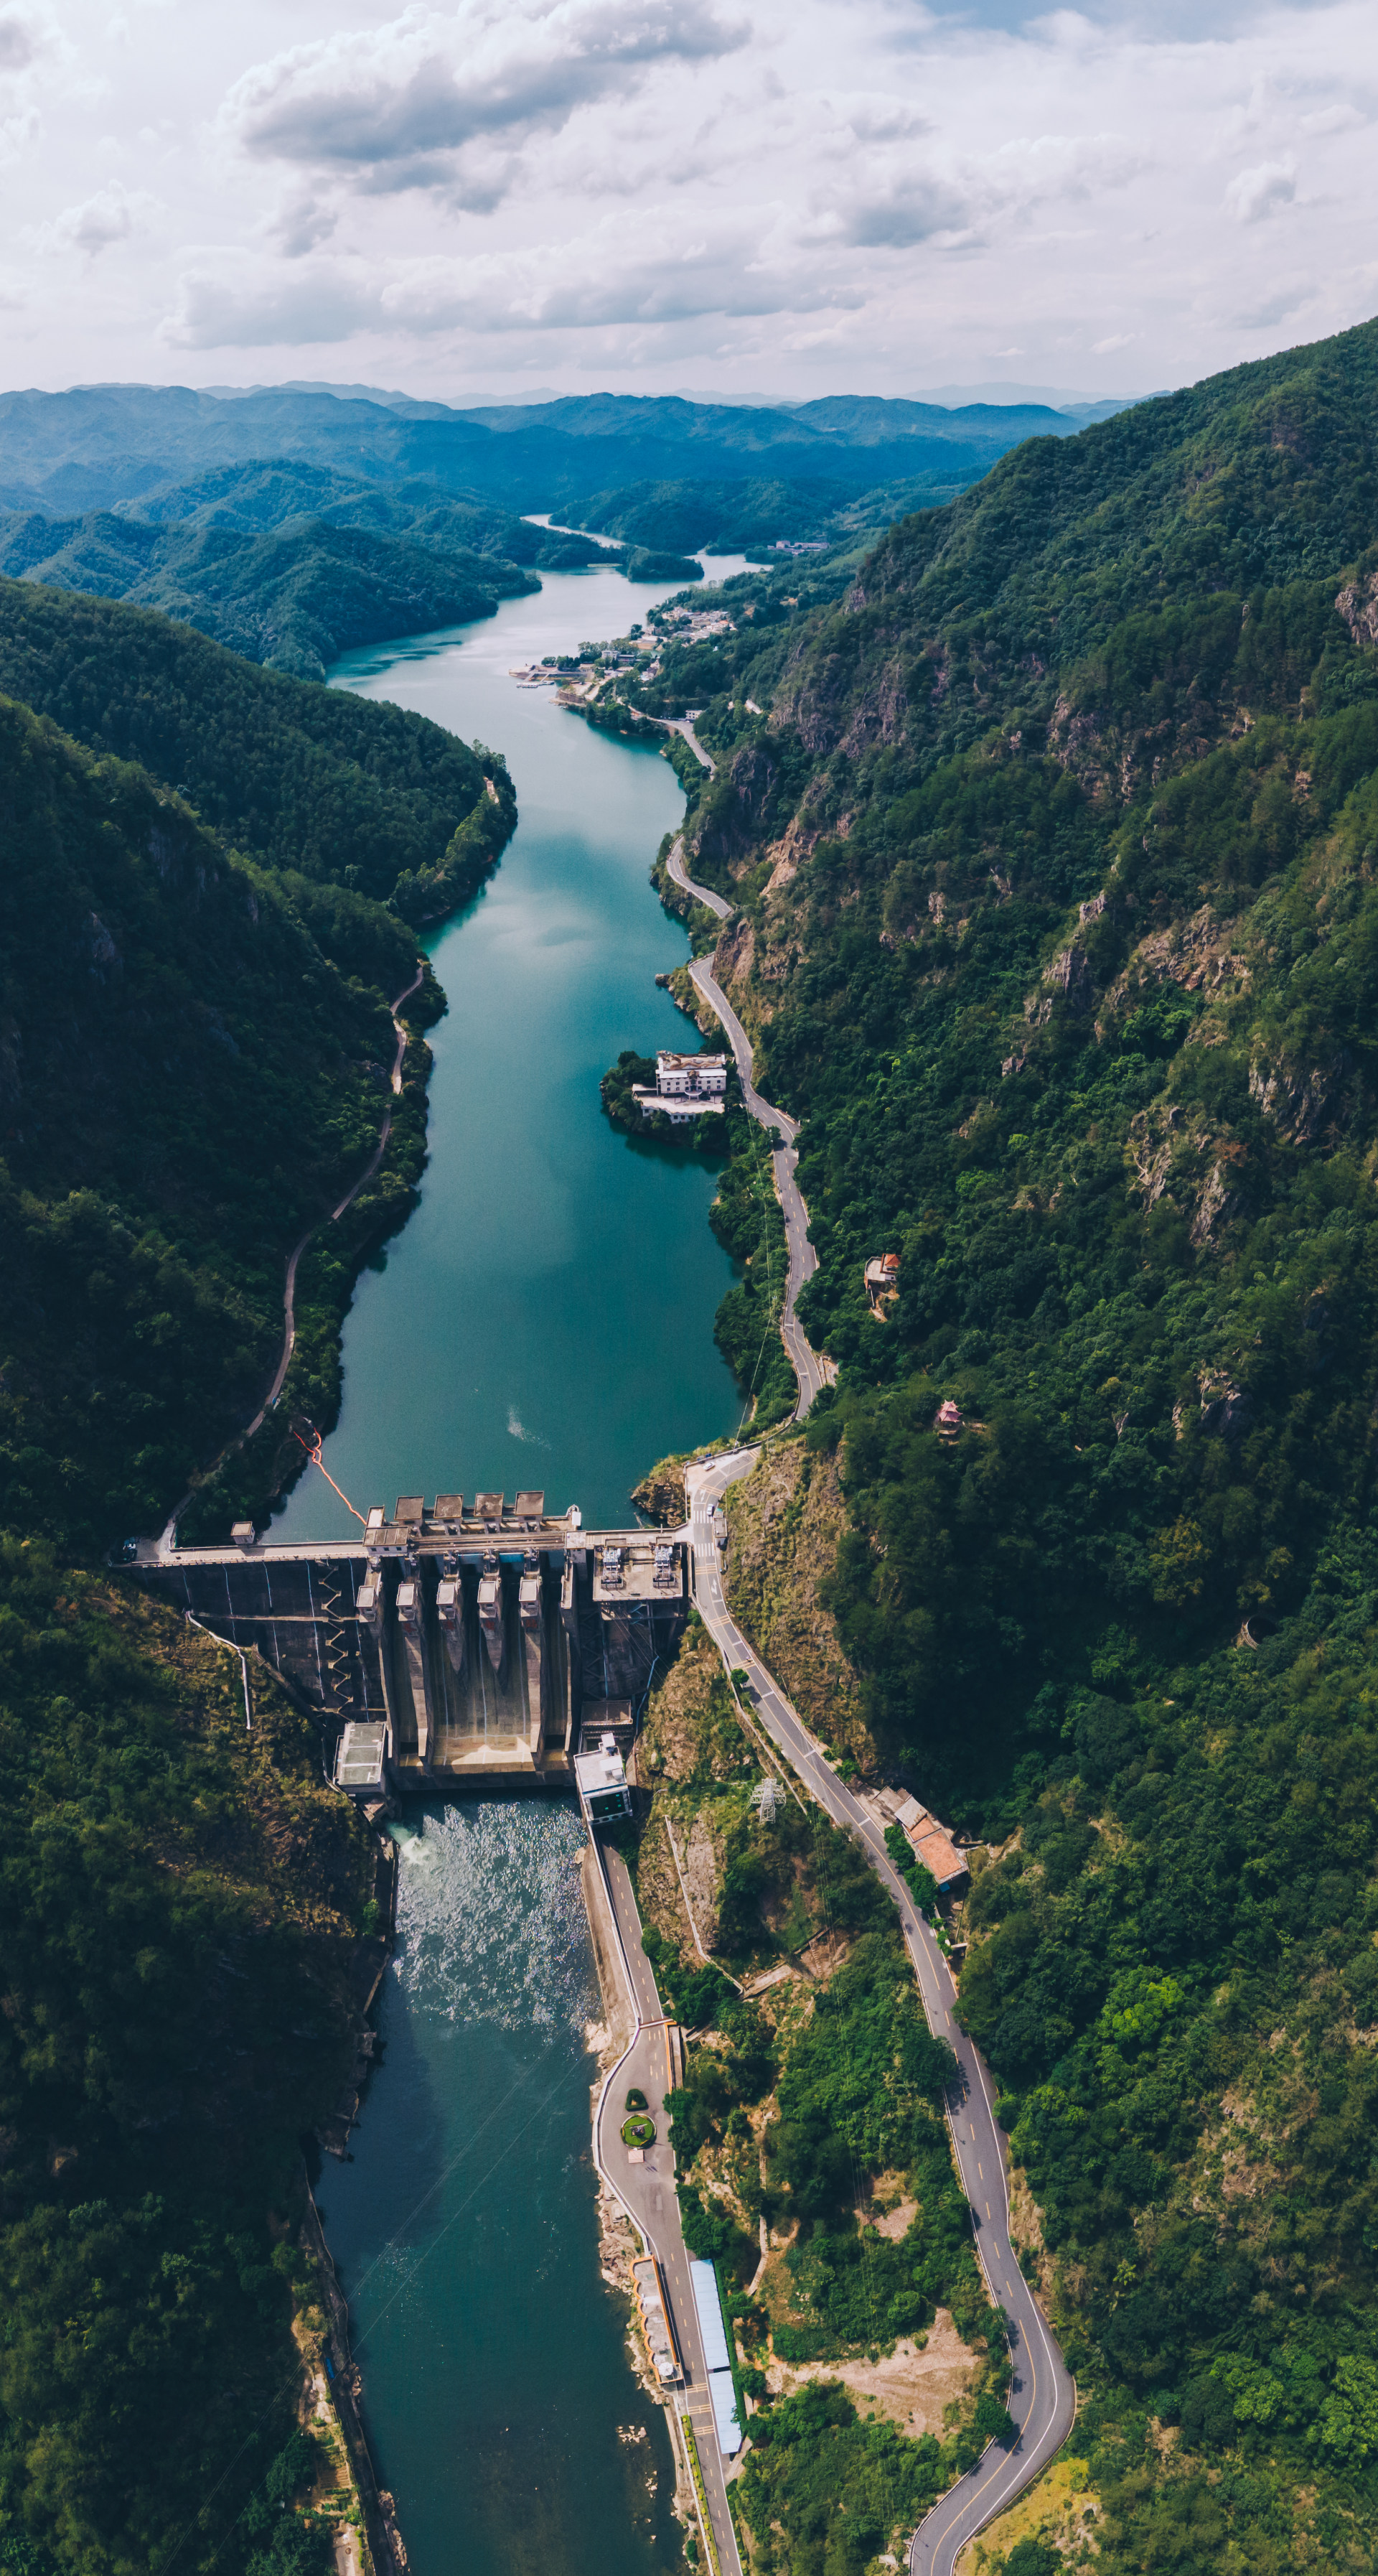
[0,450,564,2562]
[618,316,1378,2568]
[0,378,1090,534]
[570,465,991,557]
[126,457,606,564]
[0,692,420,1555]
[0,576,512,913]
[0,508,535,681]
[0,1545,375,2576]
[0,618,433,2563]
[0,459,633,681]
[571,472,875,554]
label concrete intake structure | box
[135,1491,688,1798]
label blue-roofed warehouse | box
[690,2259,742,2456]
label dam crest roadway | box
[139,1494,688,1795]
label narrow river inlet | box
[286,558,749,2575]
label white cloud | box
[0,0,1376,401]
[164,207,855,349]
[832,174,978,251]
[164,258,382,347]
[266,192,339,257]
[1235,284,1311,329]
[0,0,69,160]
[222,0,748,202]
[806,123,1146,263]
[0,0,67,75]
[1297,101,1367,136]
[1224,154,1298,223]
[24,176,160,253]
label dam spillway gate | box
[136,1490,690,1798]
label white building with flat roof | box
[633,1051,728,1124]
[573,1740,633,1822]
[335,1720,389,1799]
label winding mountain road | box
[664,828,833,1422]
[683,1454,1077,2570]
[658,715,718,778]
[666,830,733,920]
[661,782,1074,2562]
[688,954,832,1420]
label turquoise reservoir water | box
[274,558,746,1544]
[286,561,749,2573]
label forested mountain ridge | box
[750,319,1378,783]
[0,576,525,1553]
[0,1546,378,2576]
[623,316,1378,2569]
[121,455,604,564]
[0,691,415,1554]
[0,576,513,915]
[0,459,629,681]
[0,651,433,2564]
[0,508,536,681]
[0,381,1086,517]
[0,380,1110,571]
[0,563,496,2567]
[566,468,981,557]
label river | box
[291,556,746,2576]
[273,554,749,1545]
[322,1797,684,2576]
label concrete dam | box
[137,1490,693,1804]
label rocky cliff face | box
[723,1442,873,1770]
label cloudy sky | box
[0,0,1374,403]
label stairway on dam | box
[139,1491,688,1801]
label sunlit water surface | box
[274,553,750,1543]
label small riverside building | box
[632,1051,728,1124]
[574,1739,633,1823]
[335,1719,390,1801]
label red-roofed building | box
[864,1252,901,1318]
[889,1791,969,1893]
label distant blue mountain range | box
[0,381,1144,671]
